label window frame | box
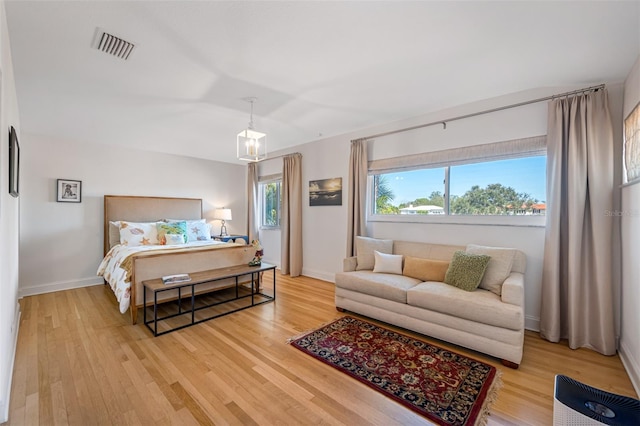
[259,177,282,230]
[367,137,547,227]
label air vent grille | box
[95,30,135,60]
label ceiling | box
[5,1,640,165]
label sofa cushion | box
[466,244,516,296]
[403,256,450,282]
[407,282,522,330]
[444,251,490,291]
[355,236,394,270]
[372,251,403,275]
[335,271,421,303]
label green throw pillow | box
[444,251,491,291]
[156,221,187,245]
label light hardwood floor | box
[7,274,638,425]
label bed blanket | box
[97,240,233,313]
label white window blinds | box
[368,135,546,174]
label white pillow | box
[355,236,394,270]
[164,234,186,245]
[119,221,160,247]
[185,221,211,242]
[372,250,403,275]
[466,244,516,296]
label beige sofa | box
[334,239,526,368]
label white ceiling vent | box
[93,28,135,60]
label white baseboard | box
[18,276,104,298]
[301,268,335,283]
[1,303,21,424]
[619,340,640,397]
[525,315,540,332]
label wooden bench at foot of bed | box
[142,262,276,336]
[129,244,256,324]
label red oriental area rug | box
[288,316,502,426]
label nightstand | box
[213,235,249,244]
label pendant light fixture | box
[237,97,267,162]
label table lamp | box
[213,208,232,236]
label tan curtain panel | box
[541,89,616,355]
[624,103,640,182]
[368,135,546,174]
[247,162,259,243]
[281,153,303,277]
[346,139,368,257]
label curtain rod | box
[260,152,301,162]
[357,84,605,141]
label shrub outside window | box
[261,180,281,228]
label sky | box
[384,156,546,205]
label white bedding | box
[97,240,227,314]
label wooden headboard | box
[103,195,203,255]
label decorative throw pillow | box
[444,251,491,292]
[118,221,160,247]
[187,221,211,241]
[466,244,516,296]
[372,251,403,275]
[164,234,186,245]
[403,256,450,282]
[355,236,394,270]
[169,219,210,242]
[156,221,188,245]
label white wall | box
[0,0,21,421]
[18,134,247,297]
[620,54,640,395]
[260,84,626,333]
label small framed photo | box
[57,179,82,203]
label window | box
[373,168,445,215]
[260,180,281,228]
[370,137,547,217]
[449,156,546,215]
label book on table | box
[162,274,191,285]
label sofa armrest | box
[343,257,357,272]
[501,272,524,307]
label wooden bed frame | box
[103,195,254,324]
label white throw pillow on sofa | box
[466,244,516,296]
[372,251,403,275]
[355,236,394,270]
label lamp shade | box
[213,208,232,221]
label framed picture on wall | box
[9,126,19,198]
[309,177,342,206]
[57,179,82,203]
[624,101,639,183]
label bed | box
[98,195,255,324]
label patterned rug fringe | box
[477,369,503,426]
[285,316,343,344]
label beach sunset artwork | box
[309,177,342,206]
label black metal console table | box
[143,262,276,336]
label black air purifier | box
[553,375,640,425]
